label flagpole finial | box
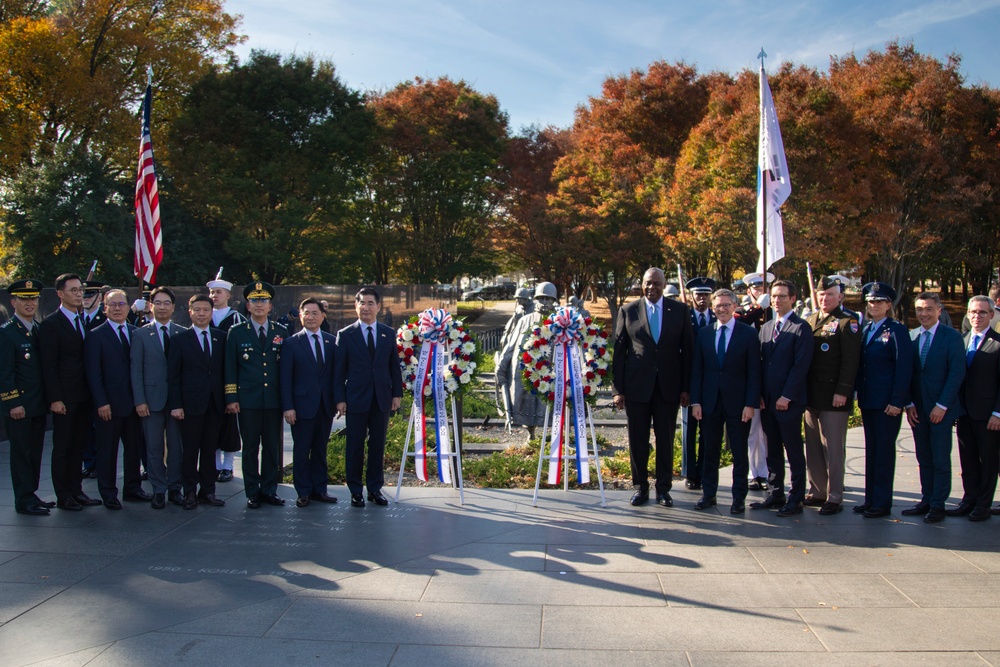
[758,48,767,62]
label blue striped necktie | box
[920,330,932,367]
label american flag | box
[134,82,162,283]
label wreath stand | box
[394,395,465,505]
[531,401,606,507]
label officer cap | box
[862,281,896,302]
[742,272,775,287]
[7,279,43,298]
[244,281,276,300]
[821,274,850,291]
[82,280,106,296]
[686,277,716,294]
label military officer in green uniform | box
[803,274,862,515]
[225,281,288,509]
[1,280,54,515]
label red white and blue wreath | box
[397,309,479,483]
[519,306,611,484]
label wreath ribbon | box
[411,309,453,483]
[546,307,590,484]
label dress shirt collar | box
[645,297,663,310]
[920,321,940,336]
[191,324,211,337]
[60,305,81,323]
[15,314,36,331]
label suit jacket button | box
[264,383,268,387]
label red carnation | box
[533,379,540,388]
[535,361,545,370]
[522,352,532,364]
[583,386,592,395]
[597,368,607,376]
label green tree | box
[167,51,375,284]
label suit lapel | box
[638,299,651,340]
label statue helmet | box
[516,287,533,301]
[534,282,558,300]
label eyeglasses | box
[770,292,791,299]
[968,310,992,317]
[106,301,128,308]
[62,287,84,294]
[713,302,735,309]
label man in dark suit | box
[1,279,54,515]
[682,277,716,491]
[950,295,1000,521]
[281,298,338,507]
[612,267,694,508]
[334,287,403,508]
[904,292,966,523]
[226,282,288,509]
[690,288,761,514]
[168,294,227,509]
[132,286,187,509]
[803,275,862,515]
[79,280,107,479]
[40,273,101,511]
[751,279,814,517]
[84,289,149,509]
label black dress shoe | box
[368,490,389,506]
[57,498,83,511]
[923,508,946,523]
[296,496,310,508]
[73,493,102,507]
[310,492,339,504]
[802,495,826,507]
[34,498,56,509]
[16,505,50,516]
[747,477,766,491]
[81,466,97,479]
[863,507,891,518]
[776,501,803,517]
[104,498,123,510]
[969,507,992,522]
[263,493,286,506]
[901,502,930,516]
[124,490,153,502]
[198,494,225,507]
[945,501,975,516]
[630,490,649,506]
[656,493,673,508]
[151,493,166,510]
[694,497,717,510]
[749,493,786,510]
[853,504,871,514]
[246,494,261,509]
[730,502,745,514]
[685,479,702,490]
[818,502,843,515]
[168,490,184,506]
[350,493,365,507]
[992,504,1000,516]
[217,469,234,483]
[183,492,198,510]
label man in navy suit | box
[168,294,227,509]
[751,279,814,517]
[612,267,694,508]
[690,288,761,514]
[84,289,149,509]
[950,295,1000,521]
[334,288,403,507]
[904,292,966,523]
[40,273,101,510]
[682,277,716,491]
[281,298,338,507]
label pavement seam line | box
[950,548,989,574]
[745,545,770,573]
[793,607,832,652]
[879,573,921,608]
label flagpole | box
[758,48,769,298]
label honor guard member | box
[683,277,716,490]
[1,280,54,515]
[803,275,862,515]
[127,282,155,328]
[736,271,774,490]
[208,272,245,482]
[81,281,107,331]
[225,281,288,509]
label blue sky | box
[226,0,1000,132]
